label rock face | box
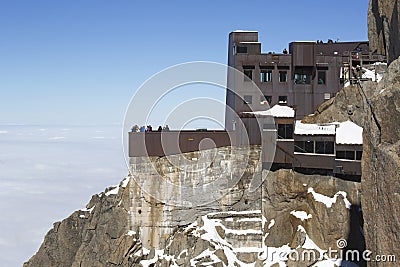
[23,178,144,267]
[368,0,400,64]
[361,58,400,267]
[136,169,363,266]
[24,146,364,266]
[303,83,374,126]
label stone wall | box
[368,0,400,64]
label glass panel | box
[305,141,314,153]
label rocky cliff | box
[24,146,364,266]
[23,177,144,267]
[368,0,400,64]
[360,58,400,267]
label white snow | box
[121,176,130,188]
[126,230,136,236]
[80,205,95,213]
[268,105,295,118]
[308,188,351,209]
[294,121,336,135]
[290,210,312,221]
[105,186,119,196]
[268,219,275,229]
[242,105,295,118]
[362,67,383,82]
[335,120,363,145]
[224,228,262,235]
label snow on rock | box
[308,188,352,209]
[121,176,130,188]
[80,205,95,213]
[139,249,178,267]
[362,67,383,82]
[105,186,119,196]
[267,219,275,230]
[290,210,312,221]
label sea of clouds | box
[0,124,127,266]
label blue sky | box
[0,0,369,125]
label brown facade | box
[128,131,235,157]
[225,31,383,124]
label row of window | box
[294,141,363,160]
[244,95,287,105]
[295,141,334,155]
[244,69,327,85]
[336,150,362,161]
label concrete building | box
[225,30,383,128]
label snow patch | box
[290,210,312,221]
[308,188,351,209]
[80,205,95,213]
[268,219,275,229]
[105,186,119,196]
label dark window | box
[294,67,313,84]
[279,71,288,82]
[244,70,252,81]
[278,96,287,104]
[260,95,272,104]
[315,141,334,154]
[237,46,247,53]
[260,70,272,82]
[295,141,314,153]
[318,71,326,84]
[244,95,252,104]
[336,150,355,160]
[356,151,363,160]
[277,124,293,139]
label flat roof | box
[242,105,295,118]
[294,121,336,135]
[335,121,363,145]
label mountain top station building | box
[224,30,385,127]
[129,31,386,179]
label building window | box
[277,124,293,139]
[295,140,314,153]
[244,70,252,81]
[356,151,363,160]
[318,71,326,84]
[324,93,331,100]
[237,46,247,53]
[244,95,252,104]
[278,96,287,104]
[260,70,272,82]
[294,67,313,84]
[315,141,334,154]
[260,95,272,104]
[336,151,355,160]
[279,71,288,82]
